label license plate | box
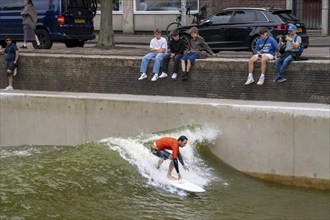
[74,19,85,24]
[296,28,302,33]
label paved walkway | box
[18,35,330,60]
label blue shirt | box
[255,37,280,56]
[5,43,18,62]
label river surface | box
[1,126,329,220]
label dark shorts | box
[151,146,170,160]
[6,61,16,72]
[181,52,200,65]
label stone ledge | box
[0,55,329,104]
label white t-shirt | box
[150,37,167,53]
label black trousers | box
[162,53,183,74]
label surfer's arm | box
[178,154,189,171]
[178,154,184,166]
[173,158,180,174]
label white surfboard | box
[168,178,205,193]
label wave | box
[99,124,225,194]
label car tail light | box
[273,24,289,30]
[58,15,65,24]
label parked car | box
[174,7,309,53]
[0,0,97,49]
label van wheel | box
[65,41,85,48]
[34,29,53,49]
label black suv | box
[175,7,309,53]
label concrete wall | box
[0,54,329,104]
[0,92,329,189]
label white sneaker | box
[138,73,147,80]
[151,74,158,81]
[171,73,177,79]
[245,76,254,85]
[4,86,13,91]
[159,72,168,78]
[13,67,17,76]
[257,76,265,85]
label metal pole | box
[181,0,186,26]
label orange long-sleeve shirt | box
[155,137,180,159]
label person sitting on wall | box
[180,27,217,81]
[138,28,167,82]
[244,27,280,86]
[159,30,185,80]
[273,24,302,83]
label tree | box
[96,0,115,48]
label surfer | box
[151,136,189,180]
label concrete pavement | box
[16,33,329,60]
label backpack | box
[294,35,304,56]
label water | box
[1,126,329,220]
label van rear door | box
[61,0,96,38]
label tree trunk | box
[96,0,115,48]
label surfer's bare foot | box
[167,174,178,180]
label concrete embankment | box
[0,53,329,104]
[1,91,329,189]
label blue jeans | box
[139,52,166,74]
[181,52,200,65]
[275,54,294,79]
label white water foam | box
[99,125,225,194]
[0,147,44,159]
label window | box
[209,11,233,24]
[277,12,300,22]
[135,0,197,12]
[255,12,268,22]
[232,11,257,23]
[2,0,24,10]
[113,0,122,11]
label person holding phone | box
[273,24,302,83]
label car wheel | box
[250,35,260,54]
[34,29,53,49]
[180,34,191,51]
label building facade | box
[94,0,328,35]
